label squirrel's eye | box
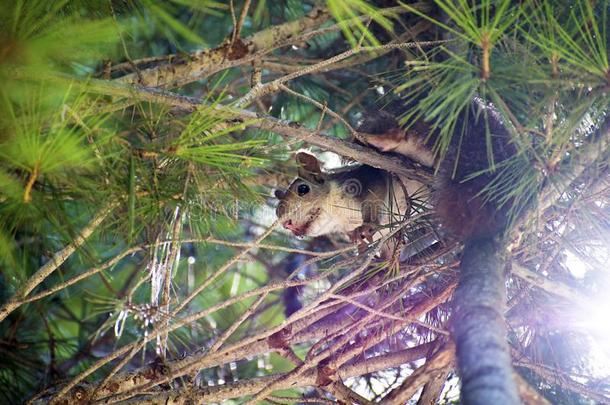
[297,184,310,196]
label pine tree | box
[0,0,609,404]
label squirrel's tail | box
[358,97,520,240]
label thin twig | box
[229,0,237,45]
[22,247,142,304]
[95,223,404,403]
[233,0,251,41]
[379,343,455,404]
[171,220,278,315]
[0,202,116,323]
[107,341,437,404]
[236,40,450,107]
[280,84,358,138]
[187,237,356,257]
[328,293,448,335]
[209,291,269,352]
[242,225,441,404]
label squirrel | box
[274,151,428,256]
[275,96,518,251]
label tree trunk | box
[453,237,519,405]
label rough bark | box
[417,368,452,405]
[380,343,455,405]
[452,237,520,405]
[116,7,332,88]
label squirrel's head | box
[274,152,334,237]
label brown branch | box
[328,293,448,336]
[232,0,251,41]
[56,75,431,183]
[247,113,431,183]
[417,368,452,405]
[302,20,432,75]
[170,220,278,316]
[236,39,449,107]
[239,228,427,403]
[380,342,455,404]
[114,4,431,89]
[103,231,390,403]
[480,33,490,81]
[116,7,332,88]
[327,382,374,405]
[116,343,439,404]
[194,237,355,257]
[23,163,39,203]
[0,202,116,323]
[267,396,334,404]
[36,270,450,404]
[208,291,269,352]
[229,0,237,45]
[514,360,609,404]
[541,116,610,213]
[46,249,358,402]
[14,239,346,308]
[22,246,143,304]
[513,372,552,405]
[81,251,432,403]
[279,84,357,137]
[243,281,456,404]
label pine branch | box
[513,373,552,405]
[208,291,268,352]
[380,342,455,404]
[10,239,342,309]
[45,238,366,402]
[510,115,610,252]
[540,116,610,213]
[327,381,374,405]
[243,282,456,404]
[38,73,432,183]
[241,224,438,404]
[104,226,401,403]
[417,368,452,405]
[114,3,431,89]
[115,7,331,88]
[0,202,116,323]
[247,111,432,183]
[21,247,142,304]
[110,342,438,404]
[515,357,610,404]
[231,0,251,42]
[236,39,449,107]
[41,261,454,403]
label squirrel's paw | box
[360,128,405,153]
[350,223,377,253]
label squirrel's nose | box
[282,219,295,230]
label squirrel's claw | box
[350,223,377,253]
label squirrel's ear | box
[296,152,322,179]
